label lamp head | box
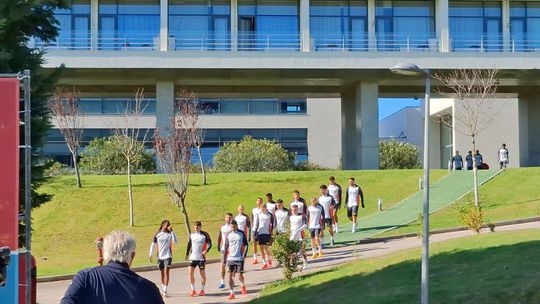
[390,63,426,76]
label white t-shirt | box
[291,200,305,215]
[307,205,324,229]
[187,231,211,261]
[328,184,341,203]
[252,207,261,232]
[225,230,248,262]
[289,214,305,241]
[347,186,360,207]
[318,195,334,219]
[219,223,233,251]
[149,231,178,260]
[254,211,274,235]
[274,208,290,233]
[499,148,509,162]
[235,214,250,236]
[266,202,276,214]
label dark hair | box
[231,220,238,226]
[194,221,202,226]
[157,219,170,235]
[276,199,283,204]
[468,151,472,154]
[225,212,233,217]
[329,176,335,181]
[349,177,355,181]
[293,190,300,195]
[320,184,327,190]
[265,193,272,198]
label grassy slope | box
[33,169,446,277]
[253,229,540,304]
[379,168,540,237]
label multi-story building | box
[40,0,540,169]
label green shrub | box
[44,161,73,176]
[293,161,329,171]
[271,232,302,281]
[379,140,420,169]
[213,136,295,172]
[455,199,484,234]
[80,137,155,175]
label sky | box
[378,98,421,121]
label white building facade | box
[40,0,540,169]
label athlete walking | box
[224,220,249,300]
[318,185,335,247]
[235,205,251,241]
[345,177,364,233]
[251,198,263,264]
[217,212,233,289]
[253,204,275,269]
[307,198,325,258]
[274,199,290,234]
[148,219,178,297]
[185,221,212,297]
[266,193,277,214]
[289,204,308,269]
[328,176,342,233]
[290,190,307,217]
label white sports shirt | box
[149,230,178,260]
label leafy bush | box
[213,136,295,172]
[80,137,155,175]
[44,161,74,176]
[379,140,420,169]
[455,199,484,234]
[271,232,302,281]
[293,161,329,171]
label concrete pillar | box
[300,0,310,51]
[518,96,529,167]
[307,98,341,168]
[502,0,510,51]
[156,81,175,133]
[341,82,379,170]
[160,0,168,51]
[367,0,376,51]
[436,0,450,52]
[231,0,238,51]
[91,0,98,50]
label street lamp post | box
[390,63,431,304]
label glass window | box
[450,1,502,52]
[280,129,308,141]
[280,100,306,113]
[199,100,220,114]
[510,1,540,51]
[221,129,248,141]
[220,100,249,113]
[52,0,91,49]
[249,100,277,113]
[250,129,279,139]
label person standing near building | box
[452,151,463,170]
[265,193,277,214]
[474,150,483,169]
[235,205,251,241]
[217,213,233,289]
[307,197,325,258]
[465,151,474,170]
[251,198,263,265]
[274,199,290,234]
[318,185,335,247]
[498,143,509,169]
[289,204,308,269]
[224,220,249,300]
[253,204,275,269]
[327,176,342,233]
[345,177,364,233]
[149,219,177,297]
[62,231,164,304]
[185,221,212,297]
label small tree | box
[434,69,500,207]
[455,199,484,234]
[379,140,421,169]
[271,232,302,281]
[49,87,83,188]
[193,127,207,185]
[154,89,199,235]
[111,88,151,227]
[213,136,295,172]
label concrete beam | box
[300,0,310,52]
[160,0,168,51]
[231,0,238,51]
[436,0,449,52]
[91,0,98,50]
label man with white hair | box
[61,231,164,304]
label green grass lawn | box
[253,228,540,304]
[378,168,540,237]
[33,169,446,277]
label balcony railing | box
[32,31,540,53]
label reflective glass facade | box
[238,0,300,50]
[198,98,306,114]
[99,0,160,49]
[169,0,231,50]
[53,0,91,49]
[376,0,435,51]
[510,1,540,51]
[310,0,367,51]
[78,98,157,114]
[449,1,502,51]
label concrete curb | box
[36,258,221,283]
[358,216,540,244]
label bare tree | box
[50,87,84,188]
[193,127,207,185]
[154,89,199,235]
[111,88,151,227]
[434,69,500,207]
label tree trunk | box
[472,137,480,208]
[128,158,135,227]
[197,145,207,185]
[72,152,82,188]
[180,197,192,235]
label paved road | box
[38,221,539,304]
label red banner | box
[0,78,20,250]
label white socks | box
[220,278,225,285]
[201,284,205,291]
[163,285,168,292]
[352,223,356,232]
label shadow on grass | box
[252,240,540,304]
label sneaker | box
[330,240,335,247]
[252,259,259,265]
[199,290,206,296]
[311,253,317,259]
[262,264,268,270]
[318,252,324,258]
[336,226,340,233]
[302,264,308,270]
[162,291,168,298]
[189,290,197,297]
[218,283,226,289]
[241,286,248,295]
[268,260,273,267]
[228,293,236,300]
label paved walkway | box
[38,221,539,304]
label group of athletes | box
[148,176,365,300]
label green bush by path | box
[379,168,540,237]
[253,229,540,304]
[379,140,421,169]
[33,169,445,276]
